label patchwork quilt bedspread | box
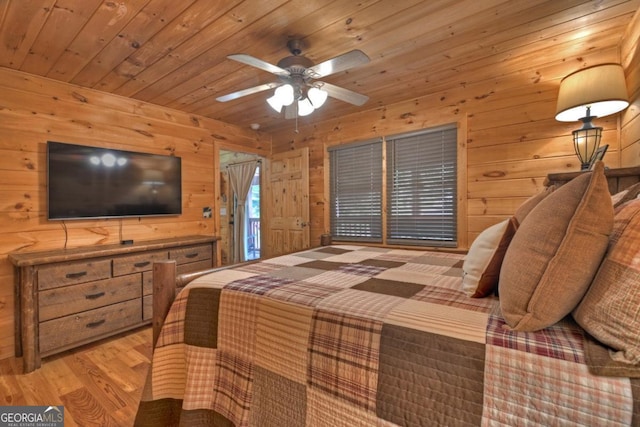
[135,245,639,426]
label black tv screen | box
[47,141,182,220]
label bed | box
[135,164,640,426]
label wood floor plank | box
[0,358,24,405]
[39,355,84,397]
[5,362,63,407]
[86,349,145,394]
[64,353,130,413]
[0,326,151,427]
[61,386,121,427]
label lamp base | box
[580,162,590,171]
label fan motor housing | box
[277,55,313,73]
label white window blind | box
[386,125,457,246]
[329,140,383,242]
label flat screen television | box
[47,141,182,220]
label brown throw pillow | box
[462,217,518,298]
[513,184,556,224]
[573,198,640,364]
[461,185,554,299]
[499,161,613,331]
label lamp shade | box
[275,84,295,106]
[308,87,328,108]
[297,98,314,116]
[555,64,629,122]
[267,84,295,113]
[266,94,283,113]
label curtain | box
[227,161,258,263]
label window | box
[329,124,458,247]
[386,125,457,246]
[329,139,383,242]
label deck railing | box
[248,218,260,258]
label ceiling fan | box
[216,39,370,119]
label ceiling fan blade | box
[228,54,290,76]
[216,82,279,102]
[317,82,369,106]
[305,50,370,78]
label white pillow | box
[462,217,517,298]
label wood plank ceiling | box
[0,0,638,135]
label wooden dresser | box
[9,235,219,373]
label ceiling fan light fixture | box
[267,84,295,113]
[308,87,328,108]
[275,84,294,106]
[266,94,284,113]
[298,98,314,116]
[221,41,370,125]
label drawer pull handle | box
[86,319,106,329]
[66,271,87,279]
[134,261,151,268]
[85,291,105,300]
[185,252,199,259]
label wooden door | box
[263,148,309,257]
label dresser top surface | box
[9,235,219,267]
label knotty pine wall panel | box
[0,67,269,360]
[620,8,640,167]
[622,113,640,165]
[270,44,633,247]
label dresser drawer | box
[37,259,111,291]
[112,250,168,276]
[142,270,153,296]
[39,299,142,354]
[39,274,142,322]
[170,244,212,265]
[177,259,213,275]
[143,295,152,321]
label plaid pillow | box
[573,198,640,364]
[612,181,640,208]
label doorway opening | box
[245,166,260,260]
[219,150,262,266]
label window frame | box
[326,120,467,249]
[385,124,458,247]
[328,138,383,243]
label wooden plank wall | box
[0,68,270,360]
[621,9,640,166]
[270,16,640,250]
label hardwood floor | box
[0,326,151,427]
